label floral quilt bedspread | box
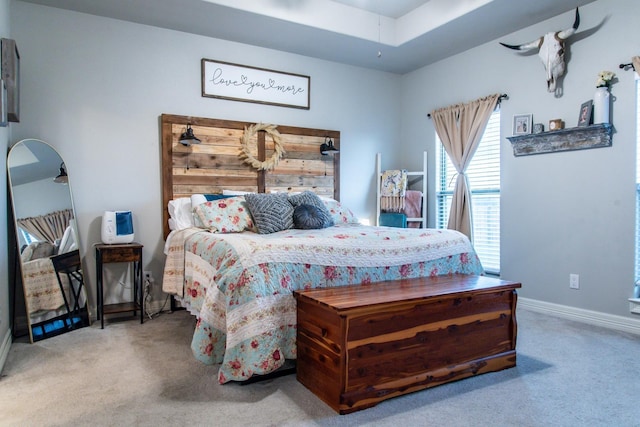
[169,224,484,383]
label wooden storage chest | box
[294,274,521,414]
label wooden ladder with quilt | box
[375,151,427,228]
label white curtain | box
[430,93,500,240]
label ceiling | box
[20,0,596,74]
[331,0,434,19]
[8,140,64,186]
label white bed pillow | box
[190,194,207,207]
[168,197,194,230]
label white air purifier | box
[101,211,134,244]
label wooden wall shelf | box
[507,123,613,157]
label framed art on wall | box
[1,38,19,122]
[513,114,532,135]
[201,58,310,109]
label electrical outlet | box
[144,271,153,298]
[569,273,580,289]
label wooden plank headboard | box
[161,114,340,238]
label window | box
[18,228,37,247]
[436,110,501,274]
[635,78,640,282]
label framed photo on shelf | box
[577,100,593,127]
[513,114,532,135]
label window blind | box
[436,110,501,274]
[635,78,640,282]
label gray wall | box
[3,0,639,343]
[12,178,73,217]
[9,2,402,312]
[401,0,639,318]
[0,0,11,371]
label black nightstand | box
[95,242,144,329]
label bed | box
[160,115,484,383]
[20,235,75,322]
[22,252,68,318]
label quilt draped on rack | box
[380,169,407,213]
[404,190,423,228]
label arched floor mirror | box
[7,139,90,342]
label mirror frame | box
[7,138,90,342]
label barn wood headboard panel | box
[161,114,340,238]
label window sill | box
[628,298,640,315]
[507,123,613,157]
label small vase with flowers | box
[593,70,615,124]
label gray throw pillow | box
[288,191,334,228]
[31,241,56,259]
[293,204,327,229]
[244,193,294,234]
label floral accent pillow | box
[192,196,254,233]
[321,197,359,224]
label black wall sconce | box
[53,163,68,184]
[320,136,339,155]
[179,124,201,146]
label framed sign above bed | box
[201,59,310,109]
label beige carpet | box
[1,308,640,426]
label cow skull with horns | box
[501,8,580,93]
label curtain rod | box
[427,93,508,119]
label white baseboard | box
[519,297,640,335]
[0,327,12,374]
